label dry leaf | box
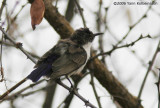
[30,0,45,30]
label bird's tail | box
[27,64,52,82]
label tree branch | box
[1,79,45,101]
[0,27,36,63]
[57,79,97,108]
[43,80,57,108]
[91,34,151,60]
[73,0,86,27]
[88,54,143,108]
[65,0,75,22]
[115,4,152,46]
[137,40,160,106]
[0,0,6,18]
[90,72,102,108]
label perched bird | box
[27,28,102,82]
[0,28,103,100]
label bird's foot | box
[55,78,61,83]
[69,85,79,93]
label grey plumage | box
[27,28,102,82]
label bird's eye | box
[89,37,93,41]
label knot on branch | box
[16,42,23,48]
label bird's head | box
[71,28,103,45]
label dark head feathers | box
[71,28,94,45]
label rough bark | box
[88,53,142,108]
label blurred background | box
[0,0,160,108]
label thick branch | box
[88,54,143,108]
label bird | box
[0,28,102,100]
[27,28,103,82]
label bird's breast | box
[72,42,92,75]
[83,42,92,60]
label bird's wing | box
[27,39,87,82]
[34,41,68,68]
[27,40,69,82]
[50,43,87,79]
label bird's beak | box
[93,33,103,36]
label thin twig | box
[57,79,97,108]
[0,0,6,83]
[0,34,7,89]
[158,71,160,108]
[130,48,158,78]
[0,78,27,101]
[0,40,14,46]
[155,70,160,108]
[11,3,28,24]
[97,0,105,64]
[1,79,45,101]
[10,1,19,15]
[0,40,40,59]
[74,0,86,27]
[0,35,4,82]
[55,0,59,7]
[0,0,6,18]
[103,5,158,79]
[90,72,102,108]
[104,7,119,42]
[115,4,152,46]
[58,70,89,108]
[0,4,8,88]
[137,40,160,106]
[0,27,36,63]
[91,34,151,60]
